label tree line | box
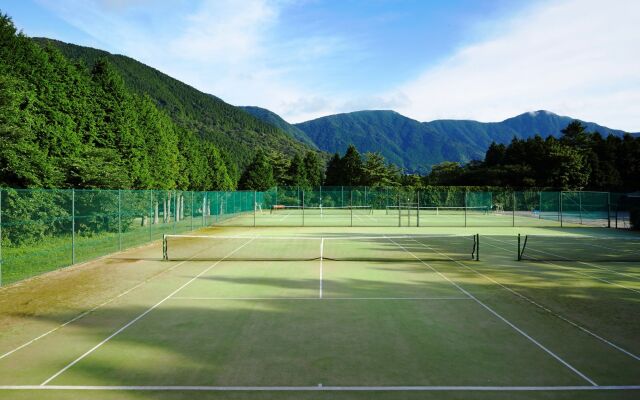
[427,121,640,191]
[0,13,234,191]
[239,122,640,193]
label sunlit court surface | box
[1,220,639,400]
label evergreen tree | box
[303,151,324,187]
[287,154,308,188]
[324,153,343,186]
[268,151,291,186]
[341,144,364,186]
[363,152,397,187]
[238,150,275,191]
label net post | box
[162,234,167,260]
[476,233,480,261]
[559,191,563,227]
[71,188,75,265]
[253,190,257,228]
[517,234,521,261]
[118,189,122,252]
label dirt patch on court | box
[0,240,169,342]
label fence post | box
[254,191,257,227]
[512,192,516,227]
[607,192,611,228]
[118,189,122,251]
[578,191,583,225]
[351,190,354,227]
[559,191,564,227]
[397,192,401,227]
[0,189,3,287]
[302,190,305,227]
[190,192,194,231]
[149,190,153,241]
[416,190,420,227]
[71,189,75,265]
[464,190,467,228]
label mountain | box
[240,106,317,149]
[289,109,636,173]
[34,38,314,177]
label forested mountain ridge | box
[0,14,236,190]
[240,106,317,149]
[290,109,636,173]
[34,38,315,178]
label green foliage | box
[428,122,640,191]
[341,145,364,186]
[362,152,400,187]
[287,154,308,188]
[324,153,343,186]
[238,150,275,191]
[303,152,324,187]
[35,37,314,174]
[294,109,635,174]
[0,14,236,191]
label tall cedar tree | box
[287,154,308,188]
[303,151,324,187]
[324,153,343,186]
[238,150,275,191]
[341,145,364,186]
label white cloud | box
[387,0,640,131]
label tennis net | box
[163,234,479,262]
[517,234,640,262]
[270,205,373,215]
[385,206,490,215]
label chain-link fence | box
[0,188,256,286]
[0,187,631,286]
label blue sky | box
[3,0,639,130]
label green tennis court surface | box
[0,225,639,400]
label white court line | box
[0,385,638,391]
[421,237,640,362]
[0,254,205,361]
[319,237,324,299]
[386,237,597,386]
[489,236,640,295]
[40,238,255,386]
[169,296,472,301]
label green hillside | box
[293,109,635,172]
[0,14,236,190]
[240,106,317,149]
[34,38,313,177]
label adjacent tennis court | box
[0,222,639,400]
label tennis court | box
[1,221,639,399]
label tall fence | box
[0,187,634,286]
[0,188,256,286]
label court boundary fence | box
[0,186,634,286]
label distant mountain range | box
[244,107,637,173]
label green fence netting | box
[0,187,628,286]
